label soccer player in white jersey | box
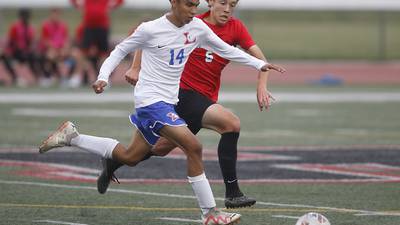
[39,0,284,224]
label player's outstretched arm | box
[247,45,286,111]
[261,63,286,73]
[125,50,142,86]
[96,22,148,88]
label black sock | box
[218,132,243,198]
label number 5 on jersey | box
[205,50,214,63]
[169,49,185,65]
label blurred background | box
[0,0,399,87]
[1,0,400,59]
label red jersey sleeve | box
[6,24,17,51]
[7,24,17,41]
[234,19,255,50]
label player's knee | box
[186,141,203,157]
[152,143,174,157]
[223,117,241,133]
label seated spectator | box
[1,8,40,86]
[38,8,69,87]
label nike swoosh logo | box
[157,45,166,48]
[227,179,237,184]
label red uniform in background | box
[180,11,255,102]
[38,9,70,82]
[71,0,123,28]
[70,0,124,54]
[5,20,35,59]
[1,9,40,85]
[39,17,68,53]
[66,0,124,87]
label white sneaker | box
[39,121,79,153]
[16,77,28,88]
[68,75,82,88]
[39,77,54,88]
[202,208,241,225]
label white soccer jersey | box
[98,15,266,108]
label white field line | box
[158,217,202,223]
[1,92,400,103]
[272,215,300,219]
[33,220,88,225]
[0,179,397,216]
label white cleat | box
[39,121,79,153]
[202,208,241,225]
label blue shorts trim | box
[129,101,187,145]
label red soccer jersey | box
[39,19,68,51]
[179,11,255,102]
[5,20,35,54]
[71,0,123,28]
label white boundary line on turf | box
[272,215,299,219]
[33,220,88,225]
[158,217,202,223]
[1,179,399,217]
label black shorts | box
[175,88,215,134]
[9,49,35,63]
[81,27,109,52]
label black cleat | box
[224,195,256,209]
[97,158,123,194]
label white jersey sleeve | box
[97,23,149,83]
[198,20,267,71]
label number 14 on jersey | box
[169,49,185,65]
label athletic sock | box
[70,134,119,159]
[188,173,216,215]
[218,132,243,198]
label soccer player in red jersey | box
[97,0,286,209]
[1,8,40,86]
[68,0,124,87]
[70,0,123,56]
[38,8,69,86]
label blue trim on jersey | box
[129,101,187,145]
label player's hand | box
[92,80,107,94]
[261,63,286,73]
[257,87,275,111]
[125,68,139,86]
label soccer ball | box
[295,212,331,225]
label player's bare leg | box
[202,104,256,208]
[111,131,152,167]
[158,125,240,224]
[97,130,150,194]
[159,125,203,176]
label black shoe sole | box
[225,199,256,209]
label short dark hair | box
[18,8,31,20]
